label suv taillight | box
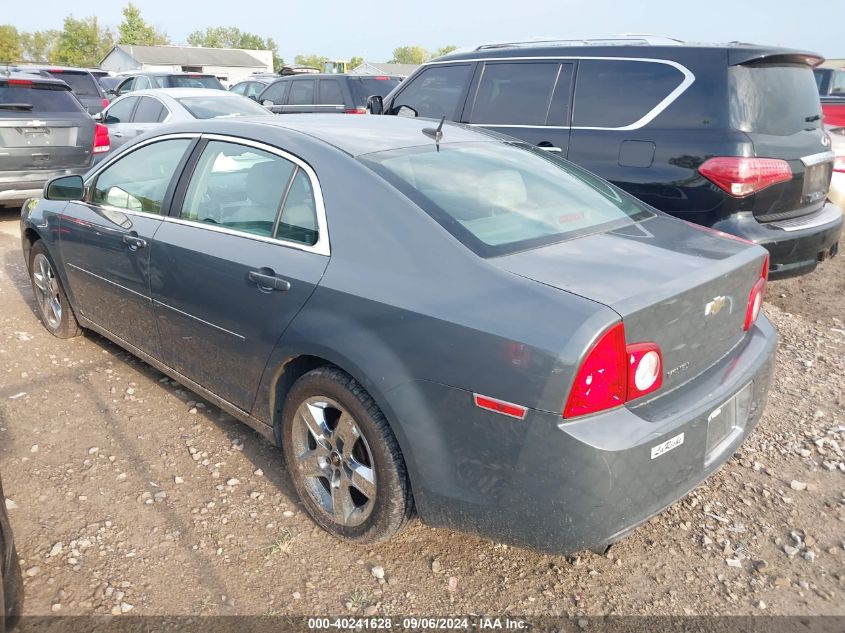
[699,157,792,197]
[345,108,367,114]
[744,254,769,331]
[93,123,110,154]
[563,323,664,419]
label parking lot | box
[0,205,842,617]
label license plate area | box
[802,161,832,205]
[704,381,753,466]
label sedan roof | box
[125,88,245,99]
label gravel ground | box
[0,207,843,617]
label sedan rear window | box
[361,141,652,257]
[0,85,85,113]
[176,96,268,119]
[730,64,822,136]
[167,75,225,90]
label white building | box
[100,44,273,86]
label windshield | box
[730,64,822,135]
[176,95,268,119]
[361,141,653,257]
[167,75,225,90]
[46,71,100,96]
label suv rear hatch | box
[42,69,105,114]
[493,215,766,394]
[728,57,833,223]
[0,79,94,171]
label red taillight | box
[93,123,110,154]
[345,108,367,114]
[8,79,32,86]
[744,254,769,331]
[563,323,666,419]
[102,97,109,108]
[626,342,663,400]
[699,157,792,197]
[374,76,390,80]
[563,323,627,418]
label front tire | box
[281,367,413,544]
[28,240,81,339]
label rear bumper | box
[388,317,778,553]
[712,203,842,279]
[0,168,90,206]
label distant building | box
[99,44,273,85]
[820,58,845,69]
[349,62,419,79]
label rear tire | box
[281,367,413,544]
[28,240,81,339]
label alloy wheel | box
[31,253,62,330]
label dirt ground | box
[0,205,843,618]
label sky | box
[4,0,845,63]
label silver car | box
[96,88,268,152]
[827,126,845,209]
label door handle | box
[248,270,291,292]
[113,132,125,138]
[537,143,562,153]
[122,234,147,250]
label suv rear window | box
[572,60,685,128]
[730,64,822,136]
[45,71,100,96]
[361,141,652,257]
[349,77,400,106]
[0,85,85,113]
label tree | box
[348,56,364,71]
[294,54,327,69]
[390,46,429,65]
[0,25,22,63]
[19,30,59,62]
[432,45,457,59]
[117,3,168,46]
[188,27,283,71]
[53,16,114,68]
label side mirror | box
[367,95,384,115]
[261,99,274,107]
[93,111,104,122]
[44,175,84,201]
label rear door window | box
[289,80,315,105]
[469,62,563,125]
[104,96,138,123]
[390,64,473,119]
[572,60,685,128]
[261,80,288,104]
[132,96,167,123]
[318,79,344,105]
[134,75,152,90]
[729,64,822,135]
[116,77,135,94]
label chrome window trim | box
[420,56,695,132]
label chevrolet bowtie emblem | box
[705,296,728,316]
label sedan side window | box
[104,96,137,124]
[92,139,192,214]
[181,140,296,238]
[132,96,167,123]
[134,75,152,90]
[276,169,318,246]
[230,82,248,95]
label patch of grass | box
[346,588,369,610]
[264,528,295,559]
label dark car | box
[0,473,23,632]
[229,76,276,101]
[0,71,108,208]
[375,38,842,279]
[259,74,400,114]
[114,72,225,97]
[97,75,123,95]
[14,66,108,115]
[20,115,777,553]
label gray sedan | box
[20,116,777,553]
[97,88,268,152]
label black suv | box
[376,39,842,278]
[258,73,400,114]
[114,72,225,96]
[1,72,104,208]
[13,66,107,115]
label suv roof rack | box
[475,34,685,51]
